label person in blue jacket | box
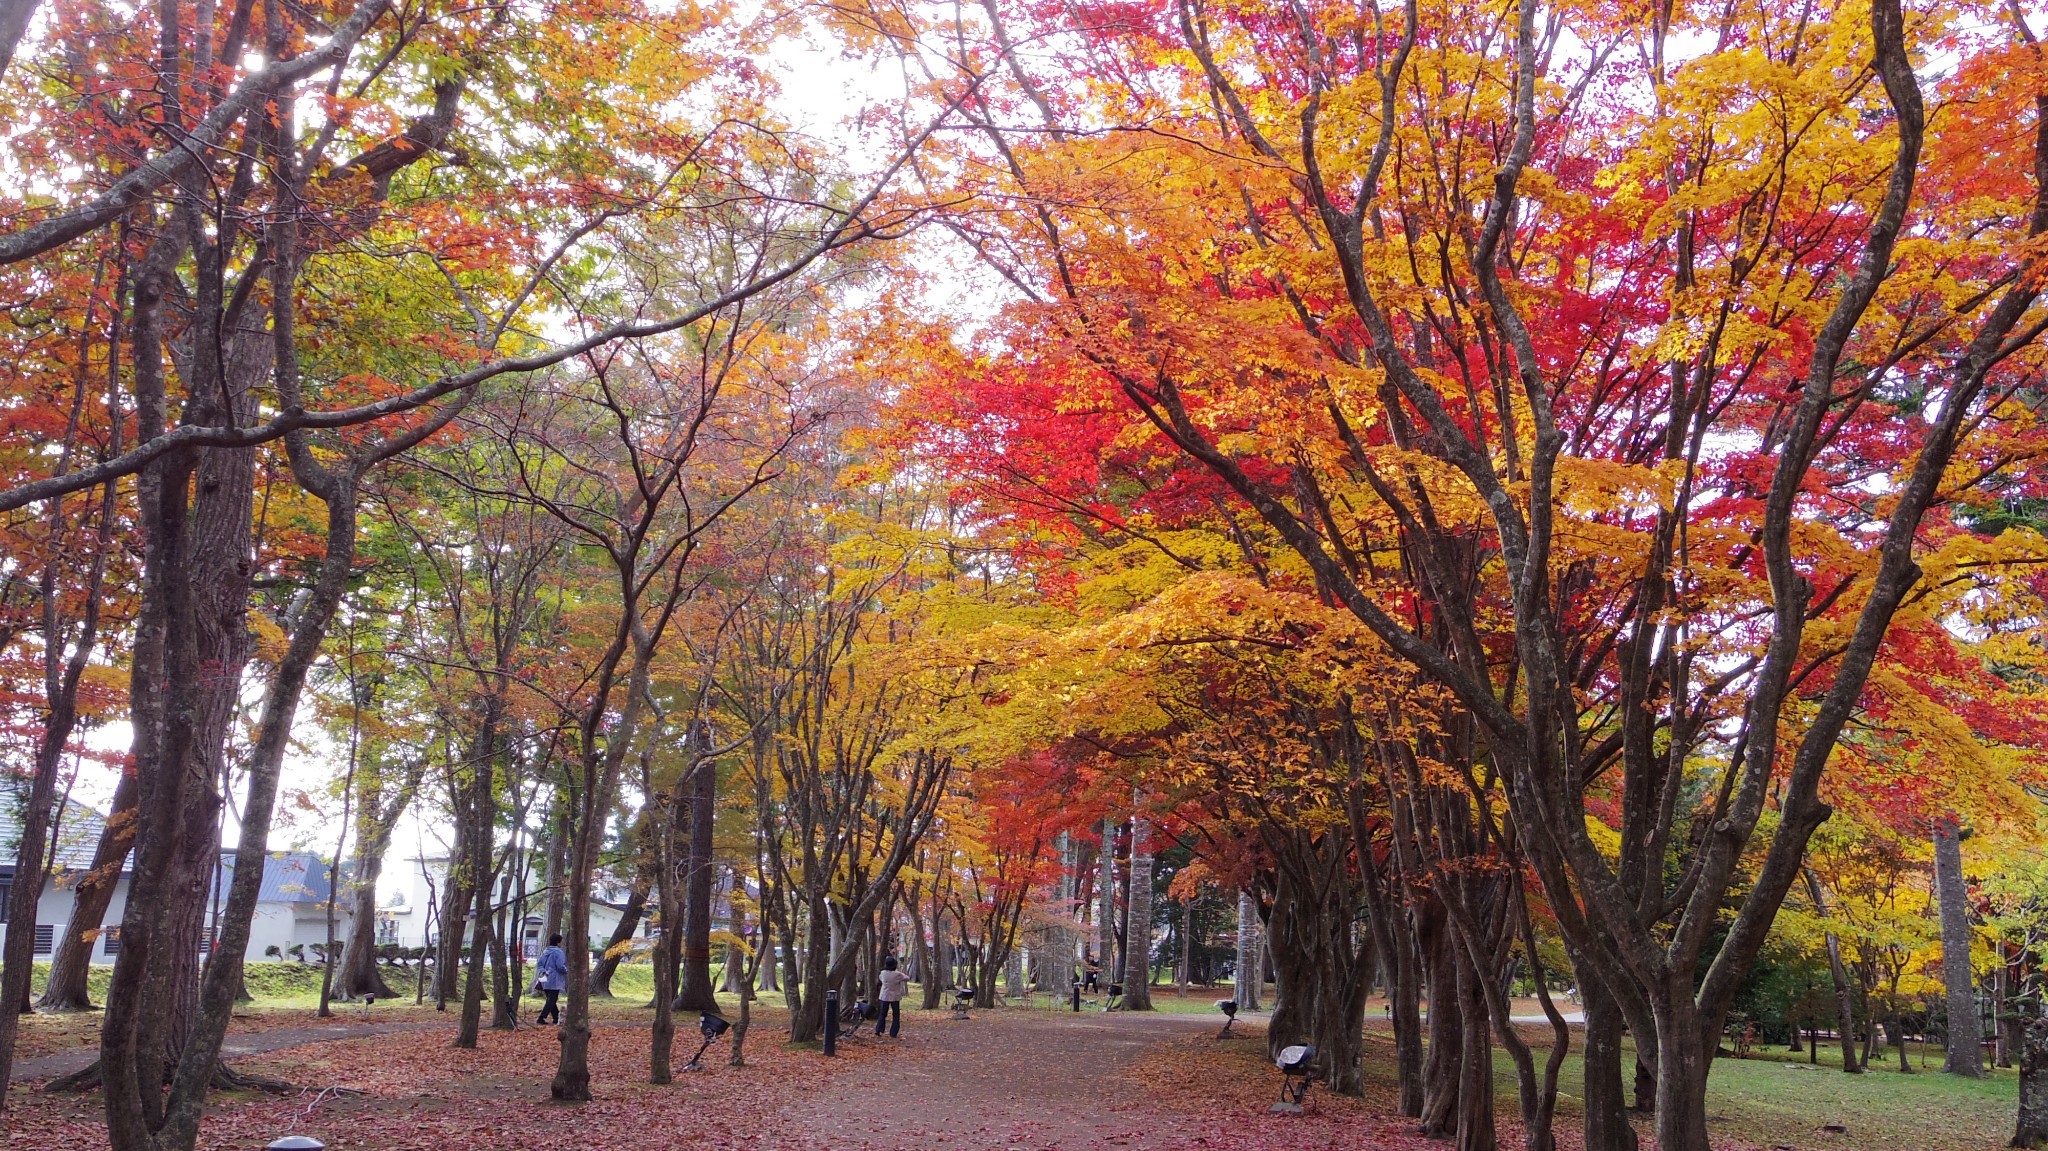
[534,934,568,1025]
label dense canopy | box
[0,0,2044,1148]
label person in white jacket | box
[875,956,910,1037]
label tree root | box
[212,1063,295,1094]
[42,1061,102,1094]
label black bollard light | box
[824,988,838,1057]
[1071,979,1081,1012]
[1216,999,1239,1039]
[682,1012,730,1072]
[1270,1043,1319,1114]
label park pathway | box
[787,1007,1239,1150]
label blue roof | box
[2,792,344,904]
[0,793,111,872]
[219,851,346,904]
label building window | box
[0,881,10,923]
[103,927,121,956]
[33,924,54,954]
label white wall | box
[2,873,354,964]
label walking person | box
[534,933,568,1025]
[875,956,910,1037]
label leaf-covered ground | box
[5,1004,2021,1150]
[12,1008,889,1151]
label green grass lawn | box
[1498,1031,2018,1151]
[25,960,406,1009]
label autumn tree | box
[876,0,2048,1147]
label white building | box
[377,855,646,959]
[4,805,651,967]
[0,806,353,964]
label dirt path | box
[11,1020,446,1083]
[12,1005,1279,1150]
[787,1008,1238,1149]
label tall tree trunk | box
[2015,1014,2048,1150]
[868,892,894,1004]
[904,890,931,1004]
[110,326,376,1151]
[338,862,395,1000]
[1262,844,1370,1095]
[721,872,746,993]
[1933,819,1982,1077]
[454,706,500,1049]
[1453,942,1497,1151]
[552,651,649,1101]
[1097,817,1116,981]
[1420,912,1462,1137]
[649,854,682,1082]
[39,772,138,1011]
[103,329,260,1143]
[756,918,780,993]
[1581,973,1638,1151]
[488,870,514,1030]
[550,796,603,1101]
[1804,869,1862,1073]
[0,698,78,1104]
[1037,832,1074,995]
[508,843,530,1007]
[543,792,568,945]
[1651,996,1716,1151]
[675,731,720,1014]
[652,722,710,1083]
[923,893,947,1010]
[1175,900,1190,995]
[338,816,403,1000]
[1998,961,2019,1069]
[1388,918,1425,1118]
[317,781,353,1020]
[778,905,802,1012]
[789,896,832,1042]
[434,834,471,1008]
[1120,808,1153,1010]
[1234,889,1262,1011]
